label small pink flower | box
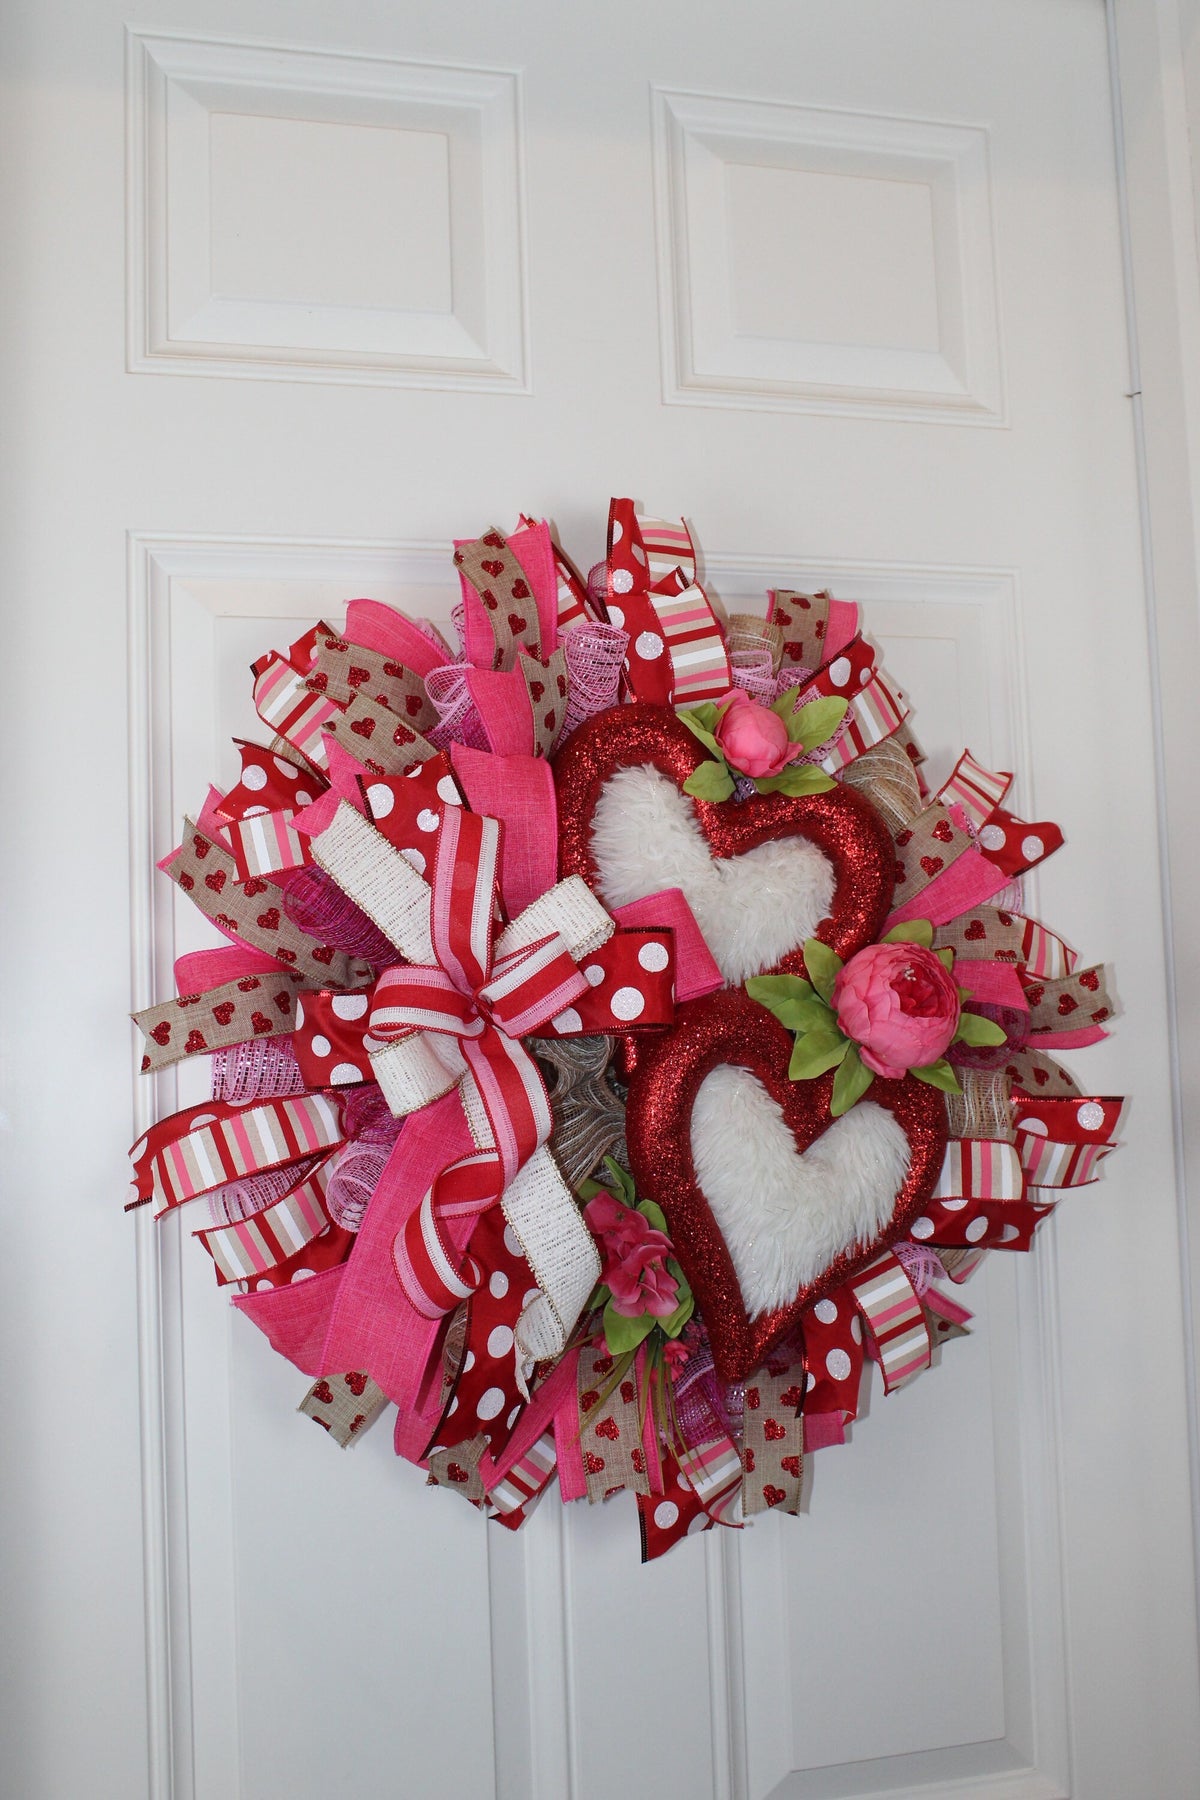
[585,1192,681,1318]
[663,1339,690,1378]
[832,941,961,1080]
[713,689,806,780]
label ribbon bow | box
[366,803,608,1325]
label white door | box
[5,2,1199,1797]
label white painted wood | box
[5,2,1200,1797]
[127,31,529,389]
[653,90,1004,422]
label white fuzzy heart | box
[589,765,835,985]
[690,1066,912,1319]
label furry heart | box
[555,704,894,985]
[626,988,947,1381]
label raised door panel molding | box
[652,89,1005,424]
[126,31,530,390]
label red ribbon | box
[364,805,586,1319]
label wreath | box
[128,500,1121,1560]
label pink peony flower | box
[832,941,961,1080]
[713,689,807,780]
[584,1192,681,1318]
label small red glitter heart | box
[350,716,375,740]
[762,1484,787,1508]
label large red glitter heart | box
[625,988,947,1383]
[554,704,894,982]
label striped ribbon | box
[375,806,590,1322]
[228,807,313,880]
[251,651,340,768]
[849,1252,931,1392]
[196,1154,335,1284]
[936,749,1013,830]
[129,1092,344,1218]
[821,667,908,772]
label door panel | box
[6,1,1200,1796]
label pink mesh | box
[892,1240,947,1297]
[729,648,776,702]
[211,1038,307,1103]
[561,623,629,739]
[281,866,397,966]
[326,1087,404,1230]
[207,1158,320,1227]
[424,663,491,751]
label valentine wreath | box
[128,500,1121,1560]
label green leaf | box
[935,948,956,971]
[770,684,803,722]
[636,1197,670,1234]
[754,764,837,797]
[954,1010,1008,1047]
[831,1044,874,1115]
[803,937,843,1004]
[677,708,721,756]
[683,758,735,802]
[601,1156,637,1207]
[788,695,849,750]
[789,1028,850,1081]
[746,974,814,1006]
[882,919,935,948]
[659,1266,695,1338]
[773,995,837,1033]
[576,1177,604,1202]
[602,1303,657,1356]
[910,1058,963,1095]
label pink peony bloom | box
[832,941,961,1080]
[713,689,807,780]
[584,1192,681,1318]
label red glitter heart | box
[251,1011,272,1034]
[350,716,376,740]
[763,1418,786,1441]
[184,1029,207,1054]
[762,1484,787,1508]
[150,1022,171,1045]
[312,1381,334,1404]
[236,977,261,992]
[1079,969,1099,992]
[932,818,955,844]
[965,919,986,941]
[625,988,947,1383]
[920,854,944,877]
[554,704,894,985]
[780,1454,801,1477]
[511,578,531,600]
[344,1372,367,1396]
[405,693,422,717]
[212,1001,235,1025]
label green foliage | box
[789,1029,850,1081]
[802,937,843,1005]
[910,1058,963,1094]
[954,1011,1007,1047]
[683,758,735,802]
[831,1044,874,1115]
[882,919,935,947]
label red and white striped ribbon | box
[128,1093,344,1218]
[850,1252,932,1392]
[196,1154,335,1285]
[376,806,588,1320]
[936,749,1013,830]
[251,653,340,769]
[228,806,314,880]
